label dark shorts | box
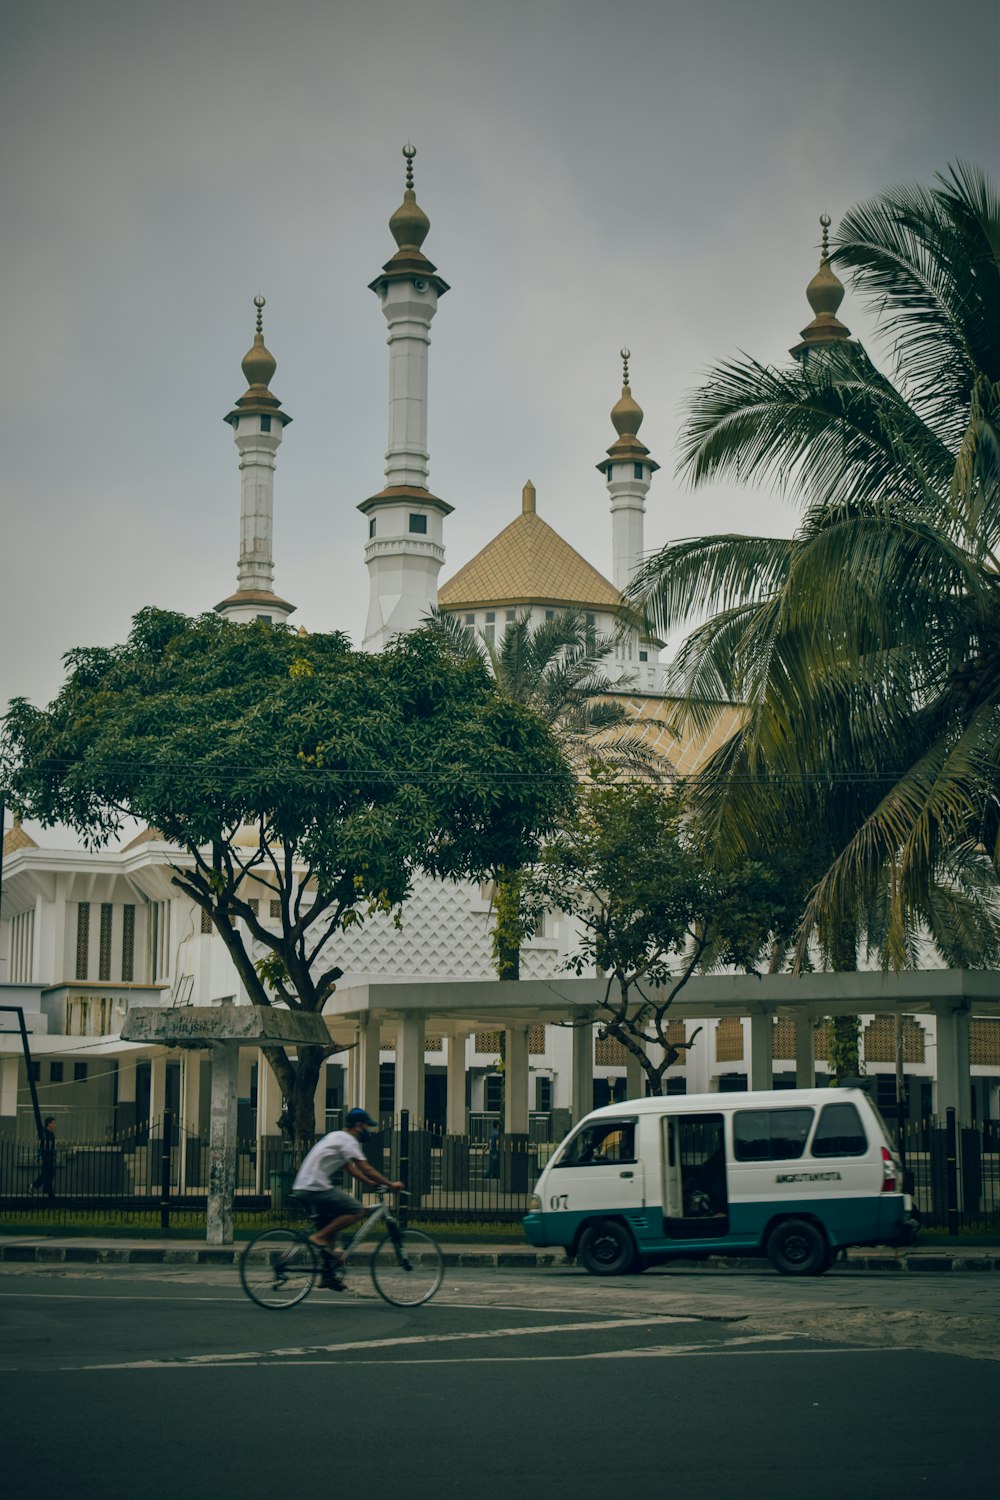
[292,1186,363,1226]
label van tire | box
[577,1219,635,1276]
[767,1218,829,1276]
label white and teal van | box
[523,1087,918,1276]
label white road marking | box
[74,1342,911,1371]
[82,1315,698,1369]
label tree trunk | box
[827,924,861,1082]
[493,867,523,982]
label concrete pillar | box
[749,1010,774,1090]
[356,1015,381,1120]
[148,1052,168,1125]
[571,1021,594,1123]
[934,1004,972,1123]
[505,1025,530,1135]
[447,1032,471,1135]
[795,1015,814,1089]
[396,1012,425,1121]
[0,1056,18,1140]
[206,1043,239,1246]
[624,1044,644,1101]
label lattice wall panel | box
[715,1017,744,1062]
[529,1025,546,1054]
[971,1019,1000,1066]
[862,1014,926,1064]
[595,1036,629,1066]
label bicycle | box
[239,1189,444,1310]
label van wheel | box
[577,1220,635,1276]
[768,1218,828,1276]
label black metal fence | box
[1,1109,997,1233]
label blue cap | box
[346,1107,377,1127]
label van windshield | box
[554,1120,636,1167]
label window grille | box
[121,904,135,982]
[76,903,90,981]
[98,903,113,981]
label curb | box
[0,1243,996,1271]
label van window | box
[811,1102,868,1157]
[554,1120,636,1167]
[733,1108,814,1162]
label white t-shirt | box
[293,1130,366,1192]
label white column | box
[206,1043,239,1246]
[447,1032,471,1134]
[233,415,283,595]
[749,1010,774,1091]
[395,1012,425,1121]
[181,1052,202,1137]
[356,1015,382,1121]
[624,1044,644,1101]
[934,1004,972,1122]
[254,1052,286,1194]
[381,279,438,490]
[178,1051,202,1193]
[314,1062,327,1136]
[148,1052,168,1126]
[795,1016,814,1088]
[505,1026,530,1135]
[0,1056,18,1138]
[608,467,649,592]
[571,1022,594,1123]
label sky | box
[1,0,998,751]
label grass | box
[0,1211,526,1242]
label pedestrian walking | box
[30,1116,57,1200]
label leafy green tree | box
[628,164,1000,1074]
[1,609,574,1146]
[523,767,800,1095]
[427,607,636,982]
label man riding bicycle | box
[292,1108,403,1289]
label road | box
[2,1260,998,1500]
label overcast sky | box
[2,0,998,744]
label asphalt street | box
[2,1262,998,1500]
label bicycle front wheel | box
[239,1229,318,1310]
[370,1229,444,1307]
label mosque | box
[2,151,998,1158]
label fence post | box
[945,1106,959,1236]
[399,1109,410,1228]
[160,1108,173,1232]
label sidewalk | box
[1,1235,998,1271]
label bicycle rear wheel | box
[370,1228,444,1306]
[240,1229,318,1309]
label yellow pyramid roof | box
[438,489,622,613]
[2,820,38,854]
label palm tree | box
[425,606,640,979]
[626,165,1000,1066]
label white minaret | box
[360,145,452,651]
[597,348,659,592]
[216,296,295,625]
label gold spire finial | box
[610,349,643,438]
[389,143,430,252]
[819,213,831,260]
[789,215,851,362]
[620,347,631,387]
[240,293,277,391]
